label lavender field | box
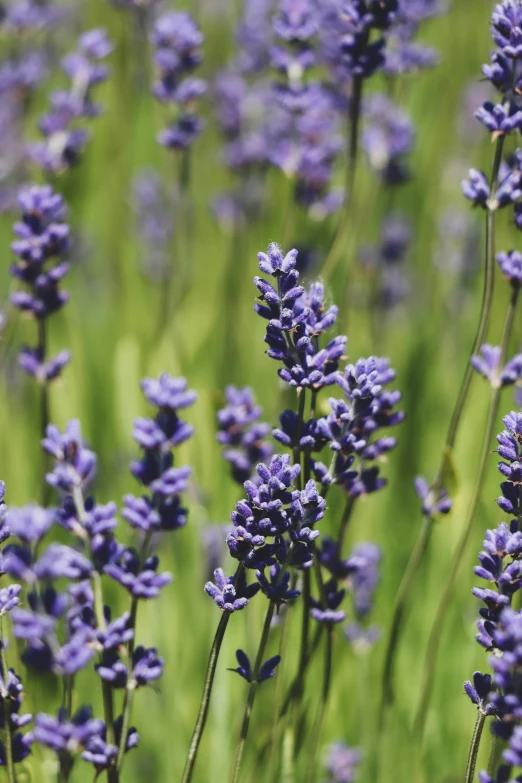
[0,0,520,781]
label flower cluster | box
[467,409,522,780]
[30,29,112,173]
[206,453,325,611]
[0,482,32,770]
[382,0,443,76]
[151,11,206,151]
[217,386,273,485]
[462,2,522,220]
[320,0,397,84]
[124,373,196,536]
[471,345,522,389]
[10,184,71,383]
[0,372,194,777]
[270,2,343,218]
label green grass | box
[1,0,521,780]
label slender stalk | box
[414,286,519,739]
[266,579,296,781]
[464,711,487,783]
[379,518,433,721]
[37,319,51,507]
[181,611,232,783]
[279,625,322,721]
[232,601,276,783]
[305,624,334,783]
[116,533,153,773]
[293,570,310,704]
[336,496,355,553]
[378,135,506,714]
[322,75,363,281]
[293,390,306,491]
[0,619,15,783]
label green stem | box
[336,496,355,554]
[377,135,505,716]
[379,518,434,721]
[116,534,152,773]
[266,578,296,780]
[322,75,363,281]
[0,619,15,783]
[293,390,306,491]
[414,286,519,739]
[181,611,232,783]
[293,569,310,704]
[232,601,276,783]
[464,711,487,783]
[278,625,323,720]
[305,624,334,783]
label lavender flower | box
[217,386,273,484]
[152,12,206,151]
[29,30,113,173]
[471,345,522,388]
[228,648,281,682]
[324,741,361,783]
[497,249,522,286]
[10,185,71,383]
[362,95,415,184]
[205,568,260,612]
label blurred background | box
[0,0,518,780]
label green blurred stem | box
[414,285,520,739]
[116,533,152,774]
[232,601,276,783]
[442,136,503,457]
[464,711,487,783]
[336,496,355,553]
[38,319,51,506]
[0,618,15,783]
[278,624,322,720]
[293,390,306,490]
[75,491,118,781]
[379,518,433,719]
[378,136,505,717]
[305,624,334,783]
[322,75,363,281]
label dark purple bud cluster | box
[228,648,281,683]
[217,386,273,484]
[10,185,71,383]
[255,243,346,391]
[471,345,522,389]
[151,12,206,151]
[29,29,112,173]
[317,536,382,643]
[496,412,522,517]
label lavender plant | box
[0,372,195,782]
[182,241,402,782]
[381,0,522,721]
